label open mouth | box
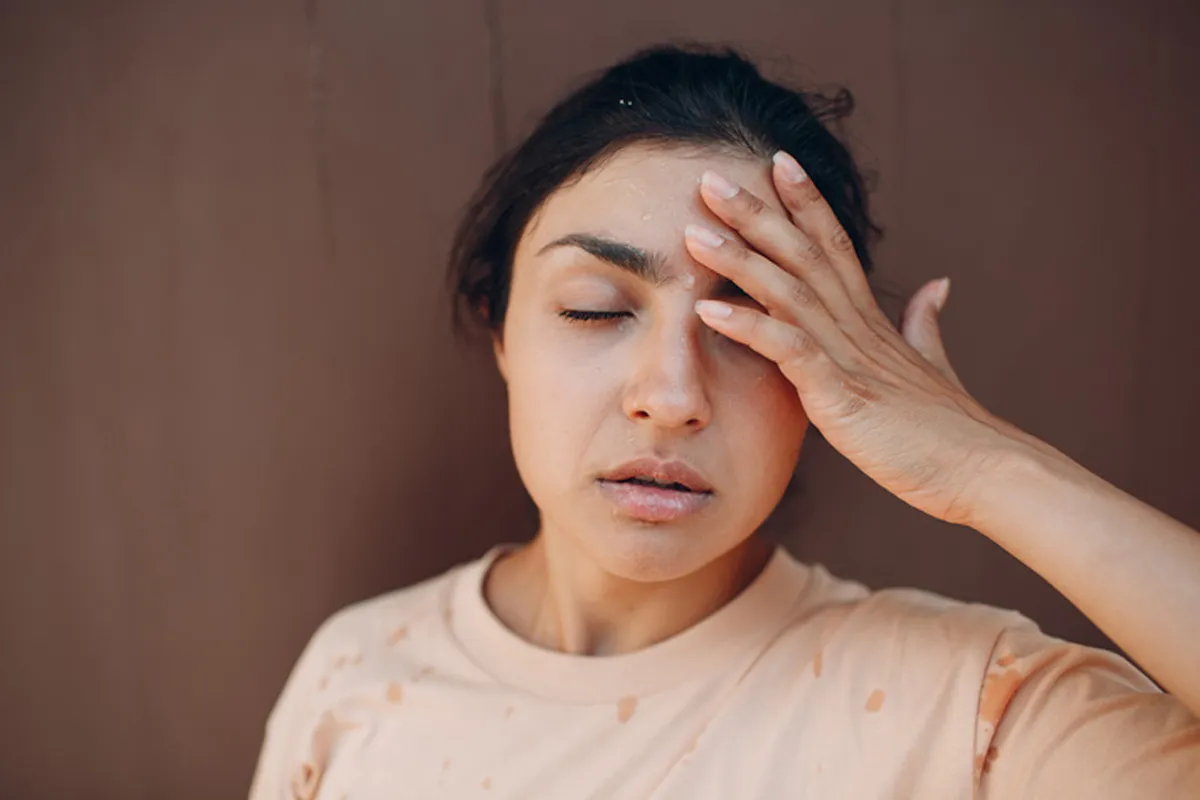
[596,458,714,521]
[596,474,714,523]
[610,476,700,493]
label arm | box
[967,435,1200,716]
[976,621,1200,798]
[248,616,338,800]
[684,152,1200,722]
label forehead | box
[517,144,786,263]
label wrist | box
[956,419,1092,536]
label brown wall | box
[1,1,1197,797]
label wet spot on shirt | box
[617,695,638,723]
[996,653,1016,668]
[442,758,451,771]
[349,653,362,666]
[482,777,492,790]
[290,710,355,799]
[442,607,454,624]
[387,626,409,645]
[504,705,515,719]
[812,650,823,679]
[333,655,347,669]
[979,667,1022,727]
[975,745,999,777]
[317,675,329,691]
[865,689,886,712]
[291,761,322,800]
[386,682,404,704]
[414,666,435,682]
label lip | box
[598,457,714,493]
[596,457,714,523]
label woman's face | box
[495,144,809,582]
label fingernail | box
[701,171,740,199]
[773,151,807,183]
[685,224,725,249]
[935,277,951,311]
[694,299,733,319]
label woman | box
[249,44,1200,798]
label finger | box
[769,151,878,314]
[900,277,966,391]
[692,299,845,393]
[684,224,860,366]
[698,170,861,324]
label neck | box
[483,530,774,656]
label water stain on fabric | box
[482,777,492,790]
[386,682,404,704]
[865,689,886,712]
[979,667,1022,727]
[387,626,409,645]
[617,695,638,723]
[291,711,359,800]
[504,705,515,719]
[291,761,322,800]
[812,650,823,678]
[975,745,1000,777]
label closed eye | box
[559,309,632,323]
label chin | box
[575,519,738,584]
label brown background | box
[1,1,1197,797]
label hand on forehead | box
[523,145,786,272]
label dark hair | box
[448,42,884,337]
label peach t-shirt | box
[249,546,1200,798]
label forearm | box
[966,437,1200,716]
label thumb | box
[900,277,966,391]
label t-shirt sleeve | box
[247,616,340,800]
[975,622,1200,799]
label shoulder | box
[310,564,460,652]
[795,563,1028,662]
[733,562,1046,793]
[777,563,1033,721]
[263,556,475,727]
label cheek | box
[722,367,809,464]
[502,323,610,474]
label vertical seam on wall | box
[303,0,337,272]
[483,0,508,155]
[885,0,908,322]
[889,0,906,245]
[1129,0,1169,498]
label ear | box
[492,333,508,383]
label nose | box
[622,313,712,431]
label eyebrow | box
[536,233,668,284]
[535,231,747,298]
